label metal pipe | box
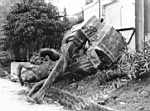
[135,0,144,52]
[98,0,101,19]
[144,0,150,35]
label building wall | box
[103,0,135,51]
[82,0,135,28]
[83,0,100,21]
[104,0,135,28]
[82,0,135,50]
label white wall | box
[104,0,135,51]
[82,0,135,51]
[104,0,135,28]
[83,1,99,21]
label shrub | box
[3,0,69,61]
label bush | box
[3,0,69,61]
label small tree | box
[3,0,68,61]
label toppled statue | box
[19,16,126,103]
[17,48,60,86]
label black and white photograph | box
[0,0,150,111]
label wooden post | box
[135,0,144,52]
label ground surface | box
[106,72,150,111]
[59,72,150,111]
[1,63,150,111]
[0,78,67,111]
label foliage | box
[3,0,69,60]
[95,41,150,85]
[116,42,150,80]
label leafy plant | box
[117,42,150,80]
[3,0,68,61]
[95,41,150,85]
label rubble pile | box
[0,8,150,111]
[22,16,127,111]
[3,15,150,111]
[12,16,150,111]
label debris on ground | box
[0,78,67,111]
[16,48,59,86]
[4,16,150,111]
[22,16,127,111]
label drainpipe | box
[144,0,150,38]
[98,0,101,19]
[135,0,144,52]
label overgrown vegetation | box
[3,0,69,61]
[117,42,150,79]
[94,41,150,87]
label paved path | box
[0,78,66,111]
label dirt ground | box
[57,71,150,111]
[1,63,150,111]
[0,78,68,111]
[106,72,150,111]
